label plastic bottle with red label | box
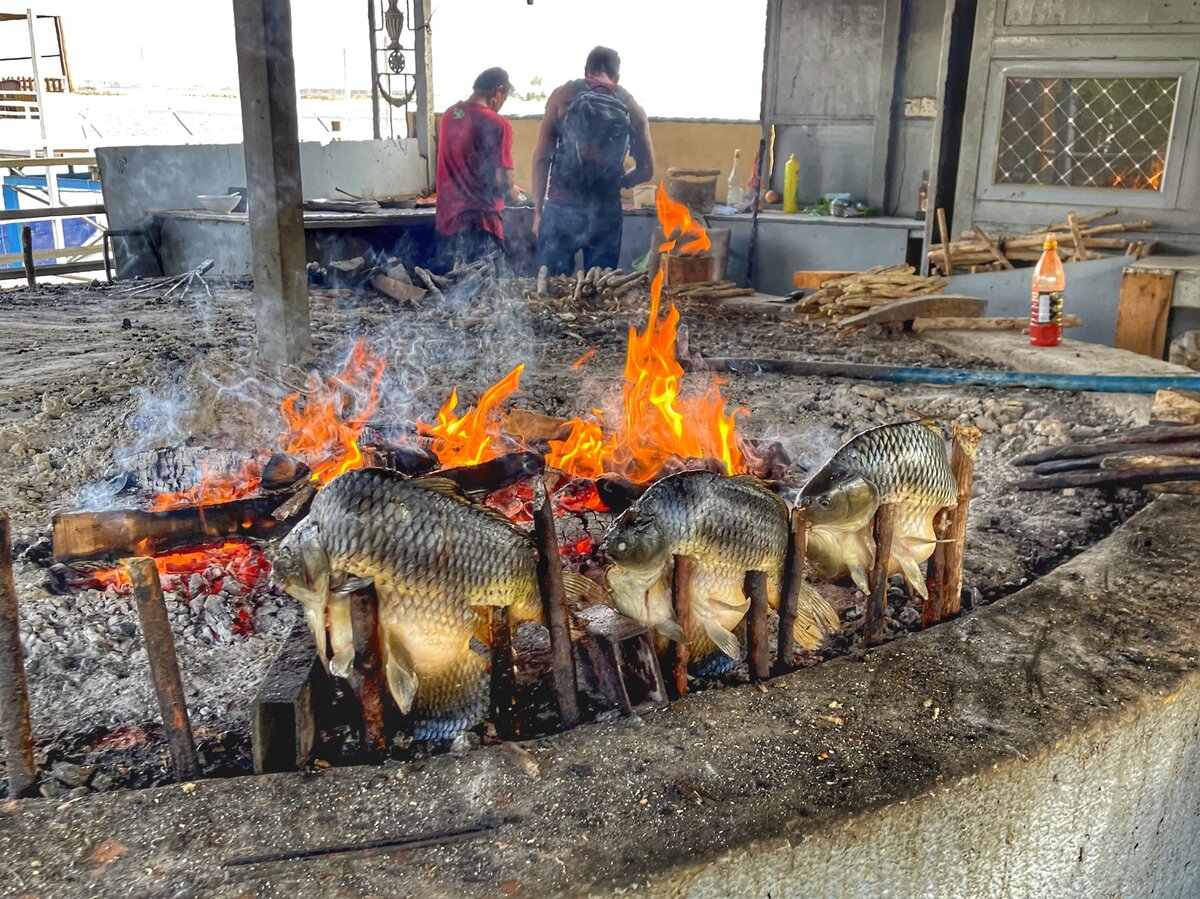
[1029,233,1065,346]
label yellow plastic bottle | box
[783,153,800,213]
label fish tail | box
[792,581,840,649]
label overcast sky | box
[17,0,766,119]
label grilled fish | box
[600,470,838,674]
[272,468,595,740]
[799,421,957,597]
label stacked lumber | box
[665,279,754,300]
[793,265,946,326]
[929,209,1155,275]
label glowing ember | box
[571,347,597,370]
[280,339,386,484]
[86,540,270,596]
[546,184,747,481]
[419,363,525,467]
[148,460,262,511]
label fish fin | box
[655,618,687,644]
[710,592,751,616]
[406,476,466,497]
[897,556,929,601]
[303,606,329,670]
[383,633,418,714]
[563,572,606,605]
[330,575,375,596]
[702,617,743,660]
[728,474,789,510]
[795,581,841,635]
[847,562,871,596]
[326,593,355,678]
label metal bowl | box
[196,194,241,214]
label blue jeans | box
[536,200,623,275]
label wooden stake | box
[252,618,320,774]
[744,571,770,682]
[1067,212,1089,262]
[533,477,580,729]
[670,554,695,696]
[123,557,201,782]
[864,504,896,646]
[773,508,808,676]
[21,226,35,287]
[489,607,518,739]
[936,208,953,275]
[922,508,952,628]
[0,511,36,797]
[348,583,387,757]
[942,425,981,617]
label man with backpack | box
[531,46,655,275]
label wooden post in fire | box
[0,511,37,797]
[533,477,580,729]
[670,554,695,696]
[348,582,387,758]
[864,504,896,646]
[774,507,809,677]
[922,508,952,628]
[489,607,518,739]
[123,557,201,782]
[744,571,770,683]
[941,424,982,617]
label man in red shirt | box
[435,67,515,270]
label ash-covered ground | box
[0,278,1142,795]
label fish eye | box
[616,541,627,552]
[819,496,833,508]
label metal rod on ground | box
[349,583,387,757]
[744,136,767,289]
[21,225,35,287]
[941,425,981,617]
[670,554,695,696]
[922,508,951,628]
[744,570,770,682]
[0,511,36,797]
[489,607,518,739]
[123,557,201,782]
[533,477,580,729]
[690,356,1200,396]
[864,504,896,646]
[774,507,808,676]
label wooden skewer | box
[533,477,580,729]
[773,508,808,677]
[348,582,387,758]
[941,425,981,617]
[744,570,770,682]
[671,554,695,696]
[864,504,895,646]
[489,607,518,739]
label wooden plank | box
[792,270,856,291]
[252,619,319,773]
[0,203,105,223]
[1115,270,1175,359]
[836,294,987,329]
[912,314,1082,333]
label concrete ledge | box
[2,496,1198,897]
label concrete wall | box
[507,118,763,205]
[955,0,1200,253]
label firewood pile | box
[535,265,648,302]
[929,208,1155,276]
[793,265,946,326]
[664,279,754,301]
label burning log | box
[744,570,770,682]
[533,477,580,729]
[0,511,36,797]
[260,452,311,491]
[252,619,321,774]
[489,607,518,739]
[52,492,300,564]
[670,554,695,696]
[864,504,896,646]
[940,425,981,618]
[436,451,544,495]
[348,582,387,758]
[124,556,201,782]
[595,475,650,514]
[773,507,808,676]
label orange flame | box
[280,339,386,484]
[1111,156,1165,191]
[546,184,745,481]
[148,460,262,511]
[419,363,525,466]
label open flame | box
[148,460,263,511]
[418,363,525,467]
[1111,156,1165,191]
[546,184,746,481]
[280,339,386,484]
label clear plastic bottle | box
[1029,234,1065,346]
[726,149,745,207]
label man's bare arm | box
[495,165,515,198]
[621,97,655,189]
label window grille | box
[993,76,1179,191]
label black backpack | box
[553,80,631,194]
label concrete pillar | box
[233,0,312,364]
[412,0,437,184]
